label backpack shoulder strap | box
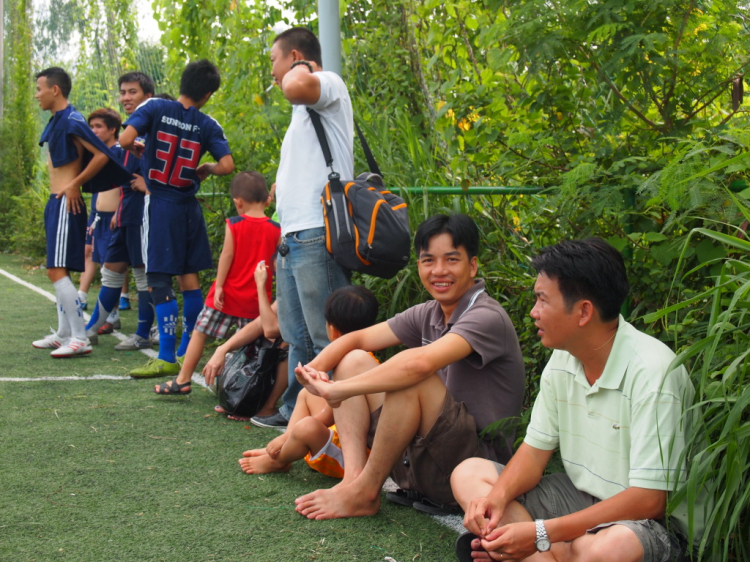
[308,108,384,180]
[354,121,383,178]
[306,108,335,171]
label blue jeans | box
[276,227,350,419]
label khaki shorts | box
[369,392,494,505]
[492,465,686,562]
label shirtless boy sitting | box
[238,285,380,478]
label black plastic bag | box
[217,337,286,417]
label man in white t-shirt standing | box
[251,28,353,429]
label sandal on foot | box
[385,488,424,507]
[413,496,462,516]
[154,378,192,395]
[455,532,480,562]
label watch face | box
[536,538,551,552]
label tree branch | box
[664,0,697,109]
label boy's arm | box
[57,136,109,213]
[281,65,321,105]
[202,305,278,385]
[118,125,144,157]
[213,223,234,311]
[254,261,280,339]
[196,154,234,181]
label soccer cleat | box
[32,330,69,349]
[119,295,131,310]
[87,333,99,346]
[98,320,122,335]
[129,358,180,378]
[149,325,160,344]
[50,337,92,358]
[114,334,153,351]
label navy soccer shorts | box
[44,194,87,272]
[142,195,212,275]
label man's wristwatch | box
[290,60,313,73]
[535,519,551,552]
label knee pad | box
[147,272,175,306]
[101,266,127,289]
[133,267,148,292]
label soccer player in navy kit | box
[120,60,234,377]
[33,66,132,357]
[83,72,156,348]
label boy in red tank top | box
[154,171,279,394]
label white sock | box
[78,290,88,304]
[56,298,71,339]
[54,277,86,340]
[107,308,120,323]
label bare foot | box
[238,450,291,474]
[294,483,380,520]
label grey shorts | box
[370,392,494,505]
[493,465,685,562]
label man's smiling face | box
[417,232,477,317]
[119,81,149,115]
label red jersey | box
[205,215,280,318]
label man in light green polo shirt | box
[451,238,698,562]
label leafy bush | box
[645,192,750,561]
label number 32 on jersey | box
[149,131,201,188]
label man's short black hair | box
[324,285,379,335]
[88,108,122,138]
[230,171,268,204]
[413,213,479,259]
[179,59,221,102]
[153,92,175,101]
[36,67,72,98]
[531,238,629,322]
[273,27,323,66]
[118,71,156,96]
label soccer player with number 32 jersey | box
[119,60,235,378]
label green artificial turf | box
[0,254,459,562]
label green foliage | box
[0,0,37,247]
[644,193,750,561]
[5,2,750,556]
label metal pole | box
[0,0,5,122]
[318,0,342,77]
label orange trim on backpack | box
[392,203,407,211]
[322,184,333,254]
[367,199,385,247]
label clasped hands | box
[463,497,539,561]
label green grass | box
[0,253,459,562]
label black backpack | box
[308,109,411,279]
[217,337,286,417]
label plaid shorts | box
[194,306,251,339]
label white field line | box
[0,267,210,390]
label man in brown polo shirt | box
[293,213,525,520]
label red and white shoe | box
[32,330,69,349]
[50,337,93,358]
